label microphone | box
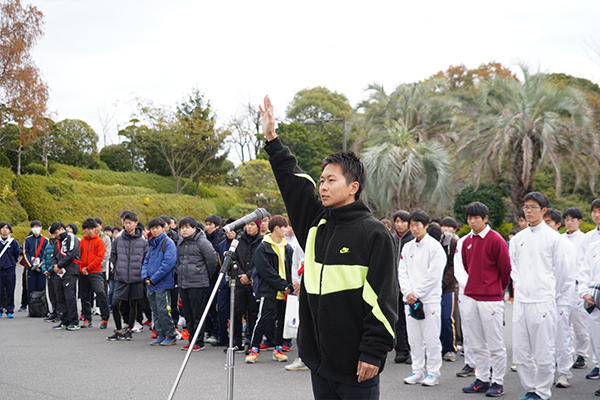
[220,238,239,274]
[222,208,269,233]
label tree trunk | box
[17,144,22,175]
[42,140,48,170]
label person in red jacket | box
[79,218,110,329]
[459,202,511,397]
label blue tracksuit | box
[0,237,21,314]
[22,234,48,295]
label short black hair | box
[563,207,583,220]
[112,227,121,233]
[49,222,65,234]
[321,151,366,200]
[392,210,410,223]
[148,217,166,229]
[518,209,526,219]
[465,201,490,220]
[67,223,78,235]
[440,216,458,229]
[508,229,518,236]
[170,217,177,225]
[178,216,197,229]
[544,208,562,225]
[30,220,42,228]
[94,217,102,226]
[0,221,12,233]
[269,215,289,232]
[122,212,138,222]
[103,225,113,232]
[205,214,222,227]
[120,209,133,220]
[523,191,549,209]
[409,209,429,226]
[430,218,441,226]
[159,215,172,226]
[82,218,97,230]
[427,224,442,242]
[591,199,600,212]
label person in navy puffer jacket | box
[142,217,178,346]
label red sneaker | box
[259,343,274,350]
[281,345,291,352]
[142,320,152,326]
[100,320,108,329]
[181,343,191,351]
[152,329,157,339]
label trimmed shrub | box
[0,167,28,224]
[23,163,47,175]
[0,153,10,168]
[454,184,506,227]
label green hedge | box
[0,167,28,224]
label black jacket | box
[265,138,398,387]
[441,234,458,293]
[176,229,218,289]
[251,239,293,299]
[51,232,80,276]
[232,231,263,285]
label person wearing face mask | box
[20,220,48,312]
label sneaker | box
[66,324,80,331]
[456,364,475,377]
[142,319,152,326]
[485,382,504,397]
[463,379,490,393]
[511,365,517,372]
[122,330,133,341]
[107,330,123,341]
[161,336,177,346]
[394,352,411,364]
[205,336,218,344]
[281,344,291,352]
[79,314,85,321]
[132,321,143,333]
[152,329,157,339]
[151,336,166,346]
[245,348,259,363]
[595,387,600,397]
[224,345,246,353]
[52,323,66,330]
[403,372,425,385]
[588,367,600,380]
[6,313,14,319]
[573,355,586,369]
[273,347,288,362]
[517,392,536,400]
[177,316,186,329]
[93,307,100,316]
[556,374,570,388]
[421,374,439,386]
[100,320,108,329]
[259,343,274,350]
[443,351,457,362]
[81,319,92,328]
[193,344,204,351]
[18,306,26,312]
[285,358,309,371]
[44,315,57,322]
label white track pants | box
[461,296,506,385]
[406,302,442,378]
[513,301,556,400]
[458,292,477,367]
[589,308,600,369]
[570,297,591,359]
[555,305,573,378]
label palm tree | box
[460,66,594,218]
[361,121,452,216]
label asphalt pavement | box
[1,265,598,399]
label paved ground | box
[1,265,598,399]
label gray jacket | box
[176,229,218,289]
[110,228,148,284]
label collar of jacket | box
[82,233,99,241]
[241,231,263,245]
[149,232,167,247]
[58,231,69,241]
[323,199,371,223]
[123,227,143,240]
[178,229,202,245]
[263,233,287,247]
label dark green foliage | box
[23,163,47,175]
[454,184,506,227]
[276,123,331,181]
[0,153,10,168]
[100,144,131,172]
[47,119,100,168]
[0,167,28,224]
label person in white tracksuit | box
[398,209,446,387]
[563,207,592,370]
[579,199,600,388]
[542,208,577,389]
[510,192,572,400]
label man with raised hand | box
[260,96,397,400]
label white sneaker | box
[422,374,439,386]
[403,372,425,385]
[510,364,517,372]
[556,374,570,388]
[92,307,101,316]
[177,316,186,329]
[132,322,143,333]
[442,351,456,362]
[285,358,309,371]
[205,336,218,344]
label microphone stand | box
[168,237,240,400]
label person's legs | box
[112,298,124,331]
[51,277,66,319]
[440,292,457,355]
[480,300,507,385]
[571,299,590,360]
[46,275,57,316]
[250,297,276,349]
[1,269,16,314]
[555,305,573,379]
[151,289,176,338]
[394,291,410,360]
[458,292,476,368]
[79,275,92,321]
[529,302,556,400]
[423,302,442,378]
[462,296,490,382]
[89,273,110,322]
[62,274,79,325]
[310,370,341,400]
[275,299,286,346]
[233,285,248,347]
[216,280,230,344]
[190,287,209,346]
[20,269,27,309]
[405,306,425,375]
[245,287,259,346]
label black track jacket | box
[266,138,398,387]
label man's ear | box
[349,181,359,196]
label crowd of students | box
[2,190,600,399]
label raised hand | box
[259,95,277,141]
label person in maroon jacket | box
[459,202,511,397]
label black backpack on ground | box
[28,291,48,318]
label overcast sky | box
[31,0,600,150]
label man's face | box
[467,215,488,234]
[245,222,259,236]
[205,221,217,234]
[523,200,545,226]
[319,163,357,209]
[66,226,74,234]
[94,224,101,234]
[260,217,270,233]
[180,224,195,238]
[84,228,95,238]
[409,221,427,240]
[225,230,236,240]
[441,226,456,234]
[518,217,528,230]
[394,218,408,235]
[592,208,600,226]
[170,220,177,230]
[0,225,10,238]
[543,216,560,231]
[123,219,137,234]
[150,225,165,238]
[564,216,581,233]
